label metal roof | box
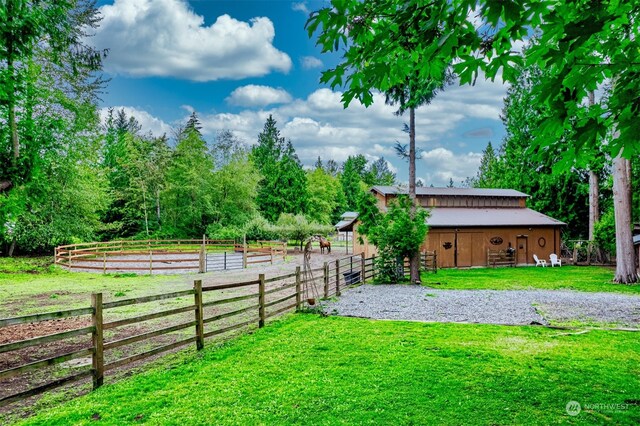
[341,211,359,219]
[426,208,565,227]
[372,185,529,198]
[335,215,358,231]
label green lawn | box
[18,314,640,425]
[420,265,640,294]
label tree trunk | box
[408,107,421,284]
[587,91,599,241]
[8,43,19,163]
[612,154,637,283]
[588,170,599,240]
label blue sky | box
[91,0,508,186]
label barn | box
[349,186,566,268]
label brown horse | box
[317,235,331,254]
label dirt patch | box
[0,317,90,345]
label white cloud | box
[301,56,323,69]
[91,0,291,81]
[226,85,293,107]
[100,106,173,137]
[180,104,195,114]
[420,148,483,186]
[292,2,309,14]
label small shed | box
[335,212,358,254]
[352,186,566,268]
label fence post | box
[199,235,205,274]
[323,262,329,298]
[295,266,301,311]
[194,280,204,350]
[91,293,104,390]
[68,247,72,269]
[270,247,274,265]
[243,235,248,269]
[258,274,265,328]
[372,255,376,279]
[149,250,153,275]
[335,259,341,296]
[103,252,107,275]
[360,252,365,283]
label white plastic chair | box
[533,254,547,267]
[549,253,562,267]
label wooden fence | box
[0,251,444,408]
[54,239,287,274]
[0,254,366,408]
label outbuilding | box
[352,186,566,268]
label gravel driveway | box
[323,285,640,327]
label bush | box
[205,223,243,241]
[357,194,429,283]
[243,216,278,241]
[594,209,616,256]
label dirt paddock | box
[0,248,355,422]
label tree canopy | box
[307,0,640,165]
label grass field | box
[16,314,640,425]
[420,265,640,294]
[0,257,191,317]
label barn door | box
[517,236,528,265]
[438,233,455,268]
[456,233,472,267]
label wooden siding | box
[424,226,561,267]
[383,194,525,208]
[353,224,562,268]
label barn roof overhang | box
[372,185,530,198]
[335,212,358,232]
[426,208,566,227]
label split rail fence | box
[0,254,374,408]
[54,239,288,274]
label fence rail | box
[0,253,407,408]
[54,238,288,274]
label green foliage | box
[17,315,640,425]
[358,195,428,282]
[210,150,260,228]
[362,157,396,187]
[205,223,243,242]
[0,1,106,254]
[273,213,333,250]
[251,116,308,222]
[594,210,616,257]
[307,0,640,167]
[306,167,343,224]
[340,154,368,211]
[242,216,278,242]
[162,116,215,237]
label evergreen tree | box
[340,155,368,211]
[474,142,500,188]
[363,157,396,186]
[162,119,215,236]
[251,116,308,222]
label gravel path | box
[323,285,640,327]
